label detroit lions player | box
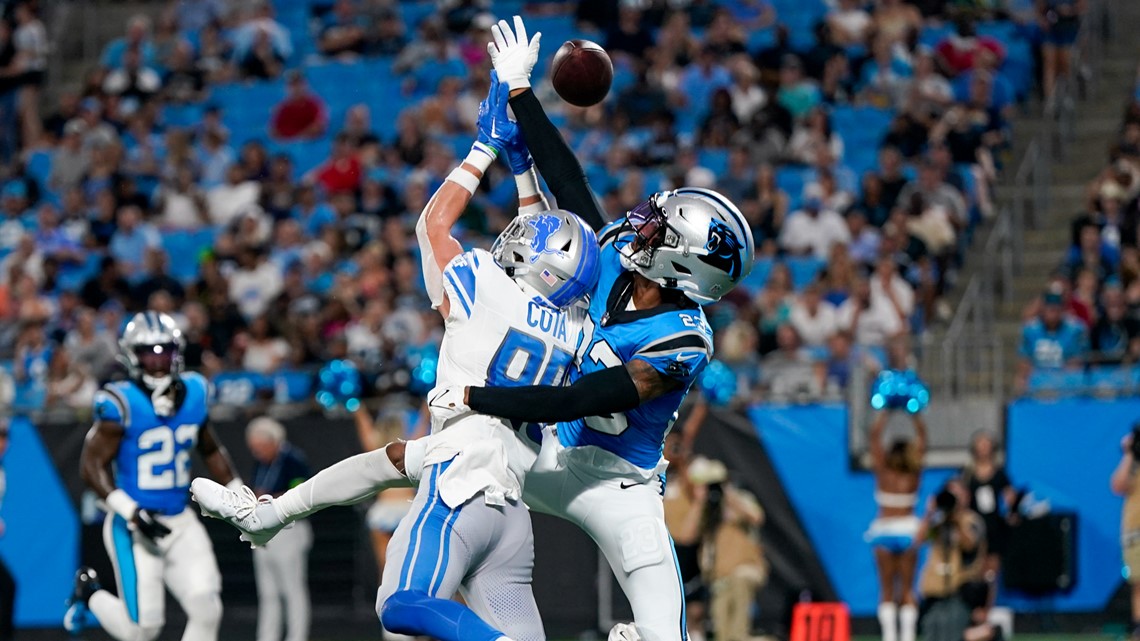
[64,311,243,641]
[428,17,755,641]
[191,74,600,641]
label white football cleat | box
[190,478,286,548]
[608,623,641,641]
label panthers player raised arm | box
[427,18,756,641]
[65,312,240,641]
[192,73,600,641]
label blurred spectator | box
[45,347,97,412]
[779,197,850,259]
[155,164,209,229]
[197,128,235,188]
[1091,284,1140,364]
[742,163,788,253]
[162,42,206,104]
[207,164,261,226]
[319,0,369,60]
[0,234,42,289]
[311,134,362,195]
[102,48,162,107]
[760,324,817,398]
[806,167,854,213]
[1039,0,1084,109]
[109,205,160,275]
[706,478,767,641]
[134,248,185,306]
[604,2,654,62]
[789,281,839,348]
[873,0,923,46]
[238,315,291,374]
[13,1,48,148]
[354,405,417,578]
[80,257,131,310]
[1016,289,1089,390]
[175,0,226,34]
[246,417,311,641]
[270,71,328,141]
[898,157,968,232]
[101,15,156,70]
[13,320,50,391]
[663,430,709,641]
[65,307,117,381]
[229,246,283,320]
[369,10,408,56]
[0,420,12,641]
[847,209,882,264]
[960,430,1015,607]
[48,120,91,194]
[934,17,1005,78]
[827,0,873,47]
[232,2,293,76]
[755,263,793,351]
[837,272,905,348]
[788,107,844,166]
[775,55,821,120]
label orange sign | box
[790,602,851,641]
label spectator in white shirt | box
[827,0,873,46]
[780,198,852,259]
[239,314,291,374]
[837,273,906,347]
[846,208,882,265]
[228,246,283,319]
[208,163,261,226]
[790,281,839,348]
[155,164,209,229]
[787,107,845,166]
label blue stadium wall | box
[751,401,1132,616]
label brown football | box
[550,40,613,108]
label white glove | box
[486,15,541,91]
[608,623,641,641]
[427,385,472,430]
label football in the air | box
[550,40,613,108]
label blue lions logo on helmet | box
[527,214,564,263]
[699,218,744,280]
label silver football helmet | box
[120,311,186,389]
[492,209,601,308]
[618,187,754,304]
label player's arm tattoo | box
[80,420,125,500]
[197,421,239,486]
[625,359,683,403]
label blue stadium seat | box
[25,150,52,194]
[277,138,332,176]
[163,103,204,128]
[162,228,218,283]
[275,370,315,402]
[699,149,730,176]
[776,166,814,199]
[740,257,774,294]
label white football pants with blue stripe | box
[90,508,223,641]
[524,430,687,641]
[375,459,544,641]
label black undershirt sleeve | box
[508,89,609,231]
[467,365,640,424]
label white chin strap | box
[144,374,175,416]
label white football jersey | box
[422,248,588,507]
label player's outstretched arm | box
[197,421,239,487]
[416,72,517,318]
[436,360,681,425]
[486,15,608,231]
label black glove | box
[132,509,172,541]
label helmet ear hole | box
[671,261,692,275]
[561,239,572,252]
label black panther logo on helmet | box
[698,218,744,280]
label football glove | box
[475,70,523,162]
[486,15,541,91]
[132,508,172,541]
[427,385,471,431]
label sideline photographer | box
[1110,423,1140,638]
[917,480,985,641]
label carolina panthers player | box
[64,311,243,641]
[191,73,600,641]
[428,17,755,641]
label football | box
[550,40,613,108]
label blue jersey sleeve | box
[630,312,713,387]
[93,385,129,425]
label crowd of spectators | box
[1017,64,1140,394]
[0,0,1066,415]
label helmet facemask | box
[620,193,684,274]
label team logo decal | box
[699,218,744,279]
[527,214,564,262]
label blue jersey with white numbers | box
[93,372,210,514]
[556,224,713,470]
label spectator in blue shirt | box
[108,204,161,278]
[100,14,156,70]
[1017,290,1089,391]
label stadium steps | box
[924,9,1139,398]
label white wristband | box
[447,166,482,195]
[514,167,540,200]
[464,143,496,174]
[226,478,245,492]
[106,489,139,520]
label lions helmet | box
[492,209,601,308]
[120,311,186,388]
[618,187,754,304]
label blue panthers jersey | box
[556,224,713,470]
[93,372,211,514]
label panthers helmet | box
[618,187,754,304]
[492,209,601,308]
[120,311,186,388]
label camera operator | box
[692,458,767,641]
[1109,423,1140,639]
[664,429,710,641]
[917,479,985,641]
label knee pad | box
[378,589,427,635]
[184,592,223,628]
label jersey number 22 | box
[137,425,197,490]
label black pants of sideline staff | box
[0,556,15,640]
